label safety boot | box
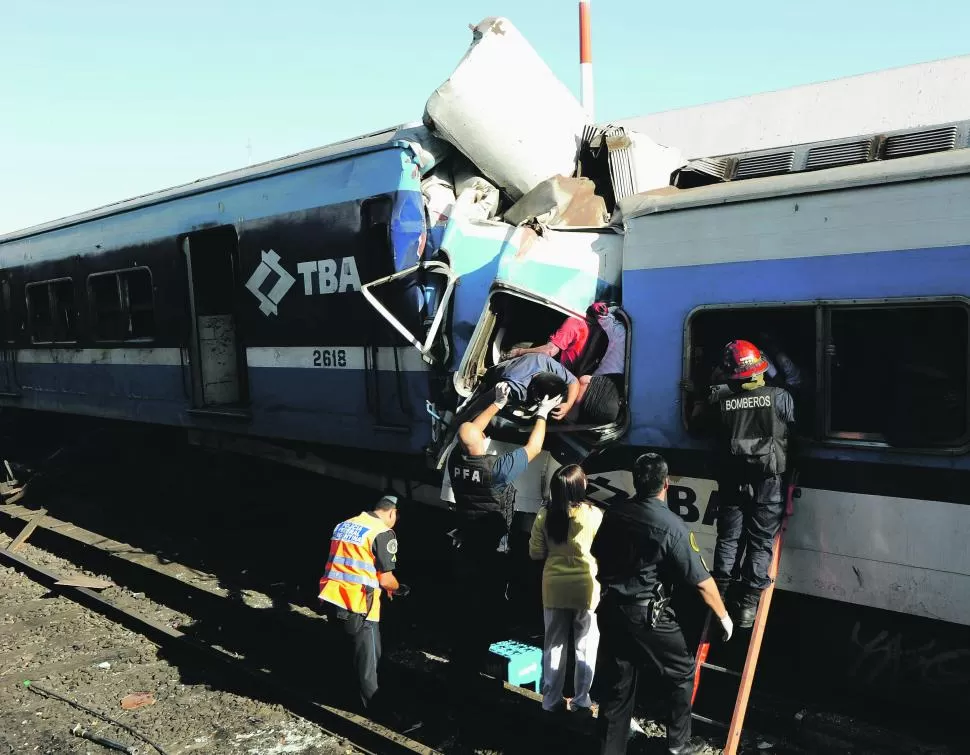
[736,587,763,629]
[668,735,707,754]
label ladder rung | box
[700,662,742,678]
[691,713,728,728]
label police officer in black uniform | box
[447,380,562,673]
[592,453,732,755]
[692,339,795,628]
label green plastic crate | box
[486,640,542,691]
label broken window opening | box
[455,291,572,396]
[688,305,817,439]
[359,194,438,350]
[685,300,970,450]
[453,290,631,442]
[828,304,968,448]
[27,278,77,344]
[89,268,155,342]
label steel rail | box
[0,544,440,755]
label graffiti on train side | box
[848,621,970,690]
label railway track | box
[0,496,612,755]
[0,524,438,755]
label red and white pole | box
[579,0,594,120]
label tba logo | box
[245,249,296,317]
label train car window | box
[27,279,78,344]
[687,306,817,438]
[52,280,78,342]
[89,268,154,341]
[123,269,154,338]
[90,274,124,340]
[26,283,54,343]
[827,303,968,447]
[686,300,970,450]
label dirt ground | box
[0,533,364,755]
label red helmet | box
[722,340,768,380]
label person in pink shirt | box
[507,303,608,374]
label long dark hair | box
[546,464,587,544]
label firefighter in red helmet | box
[689,340,795,628]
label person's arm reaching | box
[697,577,733,641]
[373,529,402,597]
[469,382,512,433]
[666,530,734,641]
[523,394,561,461]
[552,379,580,420]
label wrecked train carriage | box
[0,125,464,462]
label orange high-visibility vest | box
[318,512,390,622]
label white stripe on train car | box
[9,345,429,372]
[245,346,428,372]
[14,347,183,366]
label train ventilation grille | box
[883,126,958,159]
[805,139,874,170]
[733,151,794,179]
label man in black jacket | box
[592,453,731,755]
[690,339,796,628]
[447,382,561,672]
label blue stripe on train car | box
[0,147,422,264]
[621,243,970,468]
[8,351,431,454]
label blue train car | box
[0,125,451,457]
[555,133,970,713]
[613,142,970,629]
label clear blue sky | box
[2,0,968,234]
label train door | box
[182,227,248,409]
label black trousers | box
[450,531,509,673]
[331,609,382,714]
[712,474,785,590]
[593,600,695,754]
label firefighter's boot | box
[736,586,763,629]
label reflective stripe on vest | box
[318,512,389,621]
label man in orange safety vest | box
[319,494,406,715]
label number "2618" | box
[312,349,347,368]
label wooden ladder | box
[690,473,799,755]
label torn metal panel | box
[581,126,684,210]
[503,175,608,228]
[605,129,684,200]
[494,226,623,315]
[453,162,500,220]
[438,216,522,363]
[392,124,453,176]
[424,16,589,199]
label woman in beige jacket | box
[529,464,604,713]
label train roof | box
[616,134,970,223]
[0,121,436,244]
